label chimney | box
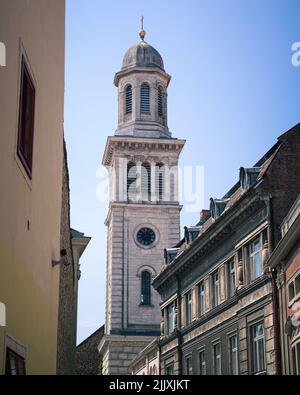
[199,209,210,225]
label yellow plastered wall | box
[0,0,65,374]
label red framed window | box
[17,56,35,179]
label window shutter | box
[125,85,132,114]
[140,83,150,113]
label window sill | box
[139,303,155,308]
[288,292,300,309]
[14,152,33,190]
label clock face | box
[136,227,156,247]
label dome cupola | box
[121,42,164,71]
[114,19,171,139]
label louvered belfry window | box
[140,83,150,113]
[155,163,165,201]
[141,162,151,201]
[125,85,132,114]
[141,270,151,305]
[158,86,163,116]
[127,162,136,200]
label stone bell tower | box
[98,22,185,375]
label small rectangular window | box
[292,342,300,375]
[289,282,295,302]
[295,274,300,296]
[166,364,174,375]
[228,260,236,297]
[229,334,239,375]
[17,56,35,179]
[199,349,206,375]
[186,356,192,375]
[167,303,174,335]
[5,348,26,375]
[250,322,266,374]
[213,342,222,375]
[212,271,220,307]
[198,282,205,316]
[186,291,192,325]
[249,238,262,280]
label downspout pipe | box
[176,276,183,375]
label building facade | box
[153,123,300,375]
[268,194,300,375]
[56,143,91,376]
[98,28,185,375]
[0,0,65,374]
[130,338,160,375]
[76,325,104,375]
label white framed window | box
[212,271,220,307]
[166,364,174,375]
[288,271,300,305]
[199,349,206,375]
[292,341,300,375]
[167,302,174,335]
[228,260,236,297]
[250,322,266,374]
[198,281,205,316]
[249,238,262,280]
[229,334,239,375]
[186,356,192,375]
[213,342,222,375]
[186,291,192,325]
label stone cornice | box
[104,202,183,226]
[114,66,171,87]
[102,136,186,166]
[153,190,266,293]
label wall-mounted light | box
[51,249,68,267]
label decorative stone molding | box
[136,265,157,278]
[262,240,269,271]
[237,258,244,288]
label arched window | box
[140,83,150,113]
[141,270,151,305]
[127,162,136,200]
[141,162,151,201]
[125,85,132,114]
[153,365,157,375]
[155,163,165,201]
[158,87,163,117]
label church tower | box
[99,23,185,375]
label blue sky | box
[64,0,300,344]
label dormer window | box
[125,85,132,114]
[140,83,150,113]
[210,198,230,220]
[164,248,180,265]
[239,167,261,191]
[184,226,201,244]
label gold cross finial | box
[139,16,146,41]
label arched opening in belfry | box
[141,162,151,201]
[127,161,136,200]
